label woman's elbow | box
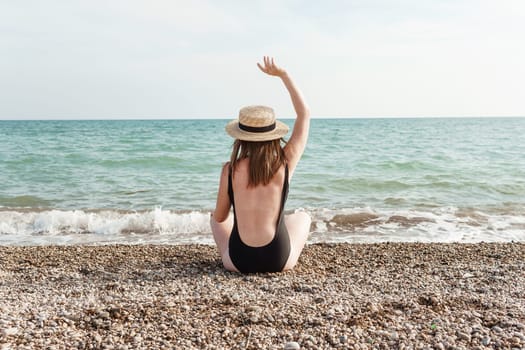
[299,105,311,119]
[211,210,229,223]
[305,105,311,116]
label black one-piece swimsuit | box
[228,165,291,273]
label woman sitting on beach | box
[210,56,311,273]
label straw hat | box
[225,105,289,141]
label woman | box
[211,56,311,273]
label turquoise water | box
[1,118,524,245]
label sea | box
[1,118,524,246]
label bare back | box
[231,158,287,247]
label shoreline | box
[1,243,524,349]
[2,205,525,246]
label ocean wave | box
[0,208,211,245]
[307,207,525,243]
[0,206,524,246]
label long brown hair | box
[230,138,287,187]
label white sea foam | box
[304,207,525,244]
[0,208,213,245]
[0,206,523,246]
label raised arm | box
[257,56,310,177]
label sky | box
[0,0,524,119]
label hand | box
[257,56,287,78]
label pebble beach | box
[1,243,524,349]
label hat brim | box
[225,120,289,141]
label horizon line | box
[1,115,524,121]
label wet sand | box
[1,243,524,349]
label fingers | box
[258,56,281,75]
[269,57,280,72]
[256,62,266,73]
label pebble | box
[1,327,18,336]
[482,336,491,346]
[456,331,471,342]
[98,311,110,319]
[284,341,300,350]
[246,305,262,313]
[367,302,381,313]
[492,326,503,333]
[514,332,525,341]
[434,342,445,350]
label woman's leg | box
[283,211,311,271]
[210,213,238,272]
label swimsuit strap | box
[278,164,289,219]
[227,164,234,206]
